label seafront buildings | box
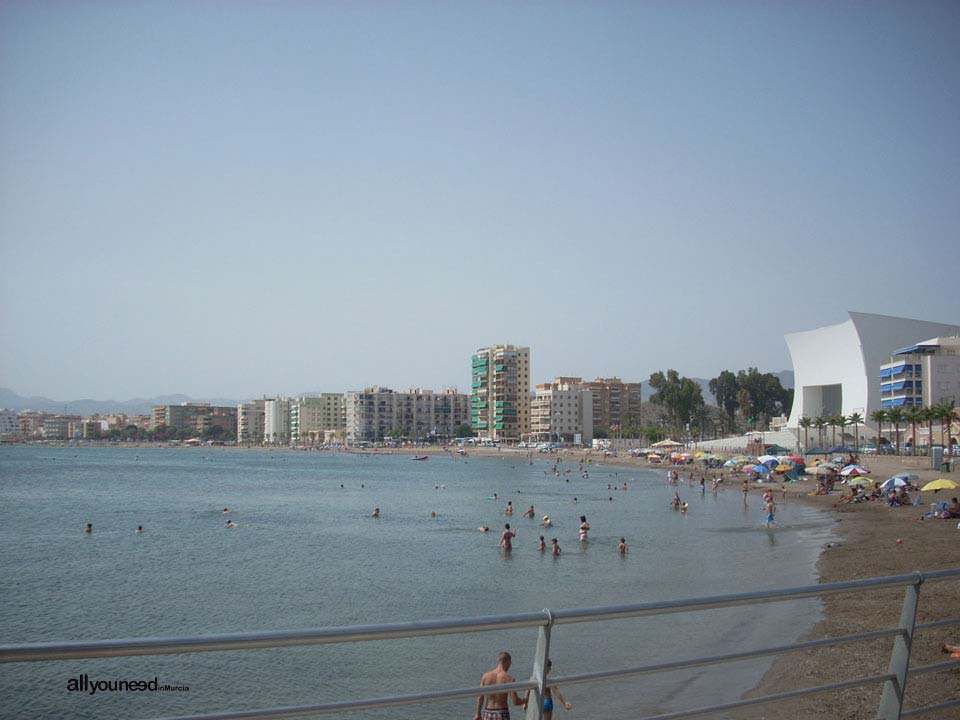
[879,336,960,409]
[530,378,594,444]
[237,400,266,444]
[0,409,19,437]
[264,398,292,445]
[345,387,470,442]
[150,403,238,436]
[290,394,346,444]
[785,311,960,437]
[470,345,531,442]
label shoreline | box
[4,442,957,715]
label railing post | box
[525,610,553,720]
[877,572,922,720]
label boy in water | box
[538,536,546,552]
[618,537,628,554]
[765,498,776,527]
[551,538,561,556]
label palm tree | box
[886,407,905,455]
[937,401,956,449]
[847,412,863,451]
[829,414,845,448]
[905,407,924,456]
[814,416,827,449]
[870,409,887,452]
[798,416,812,452]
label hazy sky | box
[2,2,958,401]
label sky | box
[1,1,958,401]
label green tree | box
[869,409,887,450]
[936,401,956,449]
[904,407,924,455]
[453,424,474,438]
[709,370,739,432]
[648,370,705,438]
[886,407,905,455]
[846,413,863,451]
[734,368,793,429]
[814,416,827,449]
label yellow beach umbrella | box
[775,464,793,472]
[848,477,873,486]
[920,479,960,492]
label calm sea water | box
[0,446,834,719]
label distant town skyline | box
[2,3,958,399]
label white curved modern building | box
[785,312,960,434]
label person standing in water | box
[499,524,515,553]
[537,536,546,552]
[523,658,571,720]
[474,651,526,720]
[578,516,590,542]
[551,538,561,556]
[504,501,513,516]
[84,523,92,534]
[765,498,776,528]
[618,537,628,554]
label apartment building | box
[880,336,960,409]
[470,345,530,442]
[345,387,470,442]
[0,409,19,437]
[530,378,593,444]
[237,400,266,444]
[18,411,49,439]
[264,398,291,444]
[584,377,643,432]
[290,394,346,445]
[41,415,82,439]
[151,403,237,436]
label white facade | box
[290,394,345,444]
[530,380,593,444]
[785,312,960,432]
[0,409,19,437]
[264,398,291,444]
[345,387,470,442]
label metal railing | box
[2,569,958,720]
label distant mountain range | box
[0,371,794,416]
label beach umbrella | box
[723,459,737,467]
[892,472,919,482]
[848,477,873,486]
[775,464,793,472]
[840,465,868,476]
[754,464,770,473]
[788,456,804,463]
[920,479,960,492]
[880,477,907,492]
[758,455,778,464]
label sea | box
[0,445,835,719]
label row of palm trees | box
[796,402,956,454]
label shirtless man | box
[522,505,535,518]
[474,651,525,720]
[504,501,514,516]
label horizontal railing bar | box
[901,698,960,717]
[552,627,901,687]
[8,570,957,664]
[907,658,960,676]
[0,612,550,663]
[156,680,537,720]
[914,618,960,631]
[636,672,895,720]
[552,571,955,625]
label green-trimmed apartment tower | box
[471,344,530,442]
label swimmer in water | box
[578,515,590,542]
[618,537,628,554]
[371,507,380,518]
[541,515,552,527]
[504,501,513,516]
[430,511,436,518]
[499,524,515,552]
[84,523,92,534]
[551,538,561,556]
[479,526,490,533]
[538,535,546,552]
[226,520,236,528]
[223,508,230,514]
[522,505,535,518]
[136,525,144,534]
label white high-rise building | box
[264,398,291,445]
[0,409,19,437]
[290,394,346,445]
[345,388,470,442]
[237,400,266,444]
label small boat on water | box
[412,455,430,461]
